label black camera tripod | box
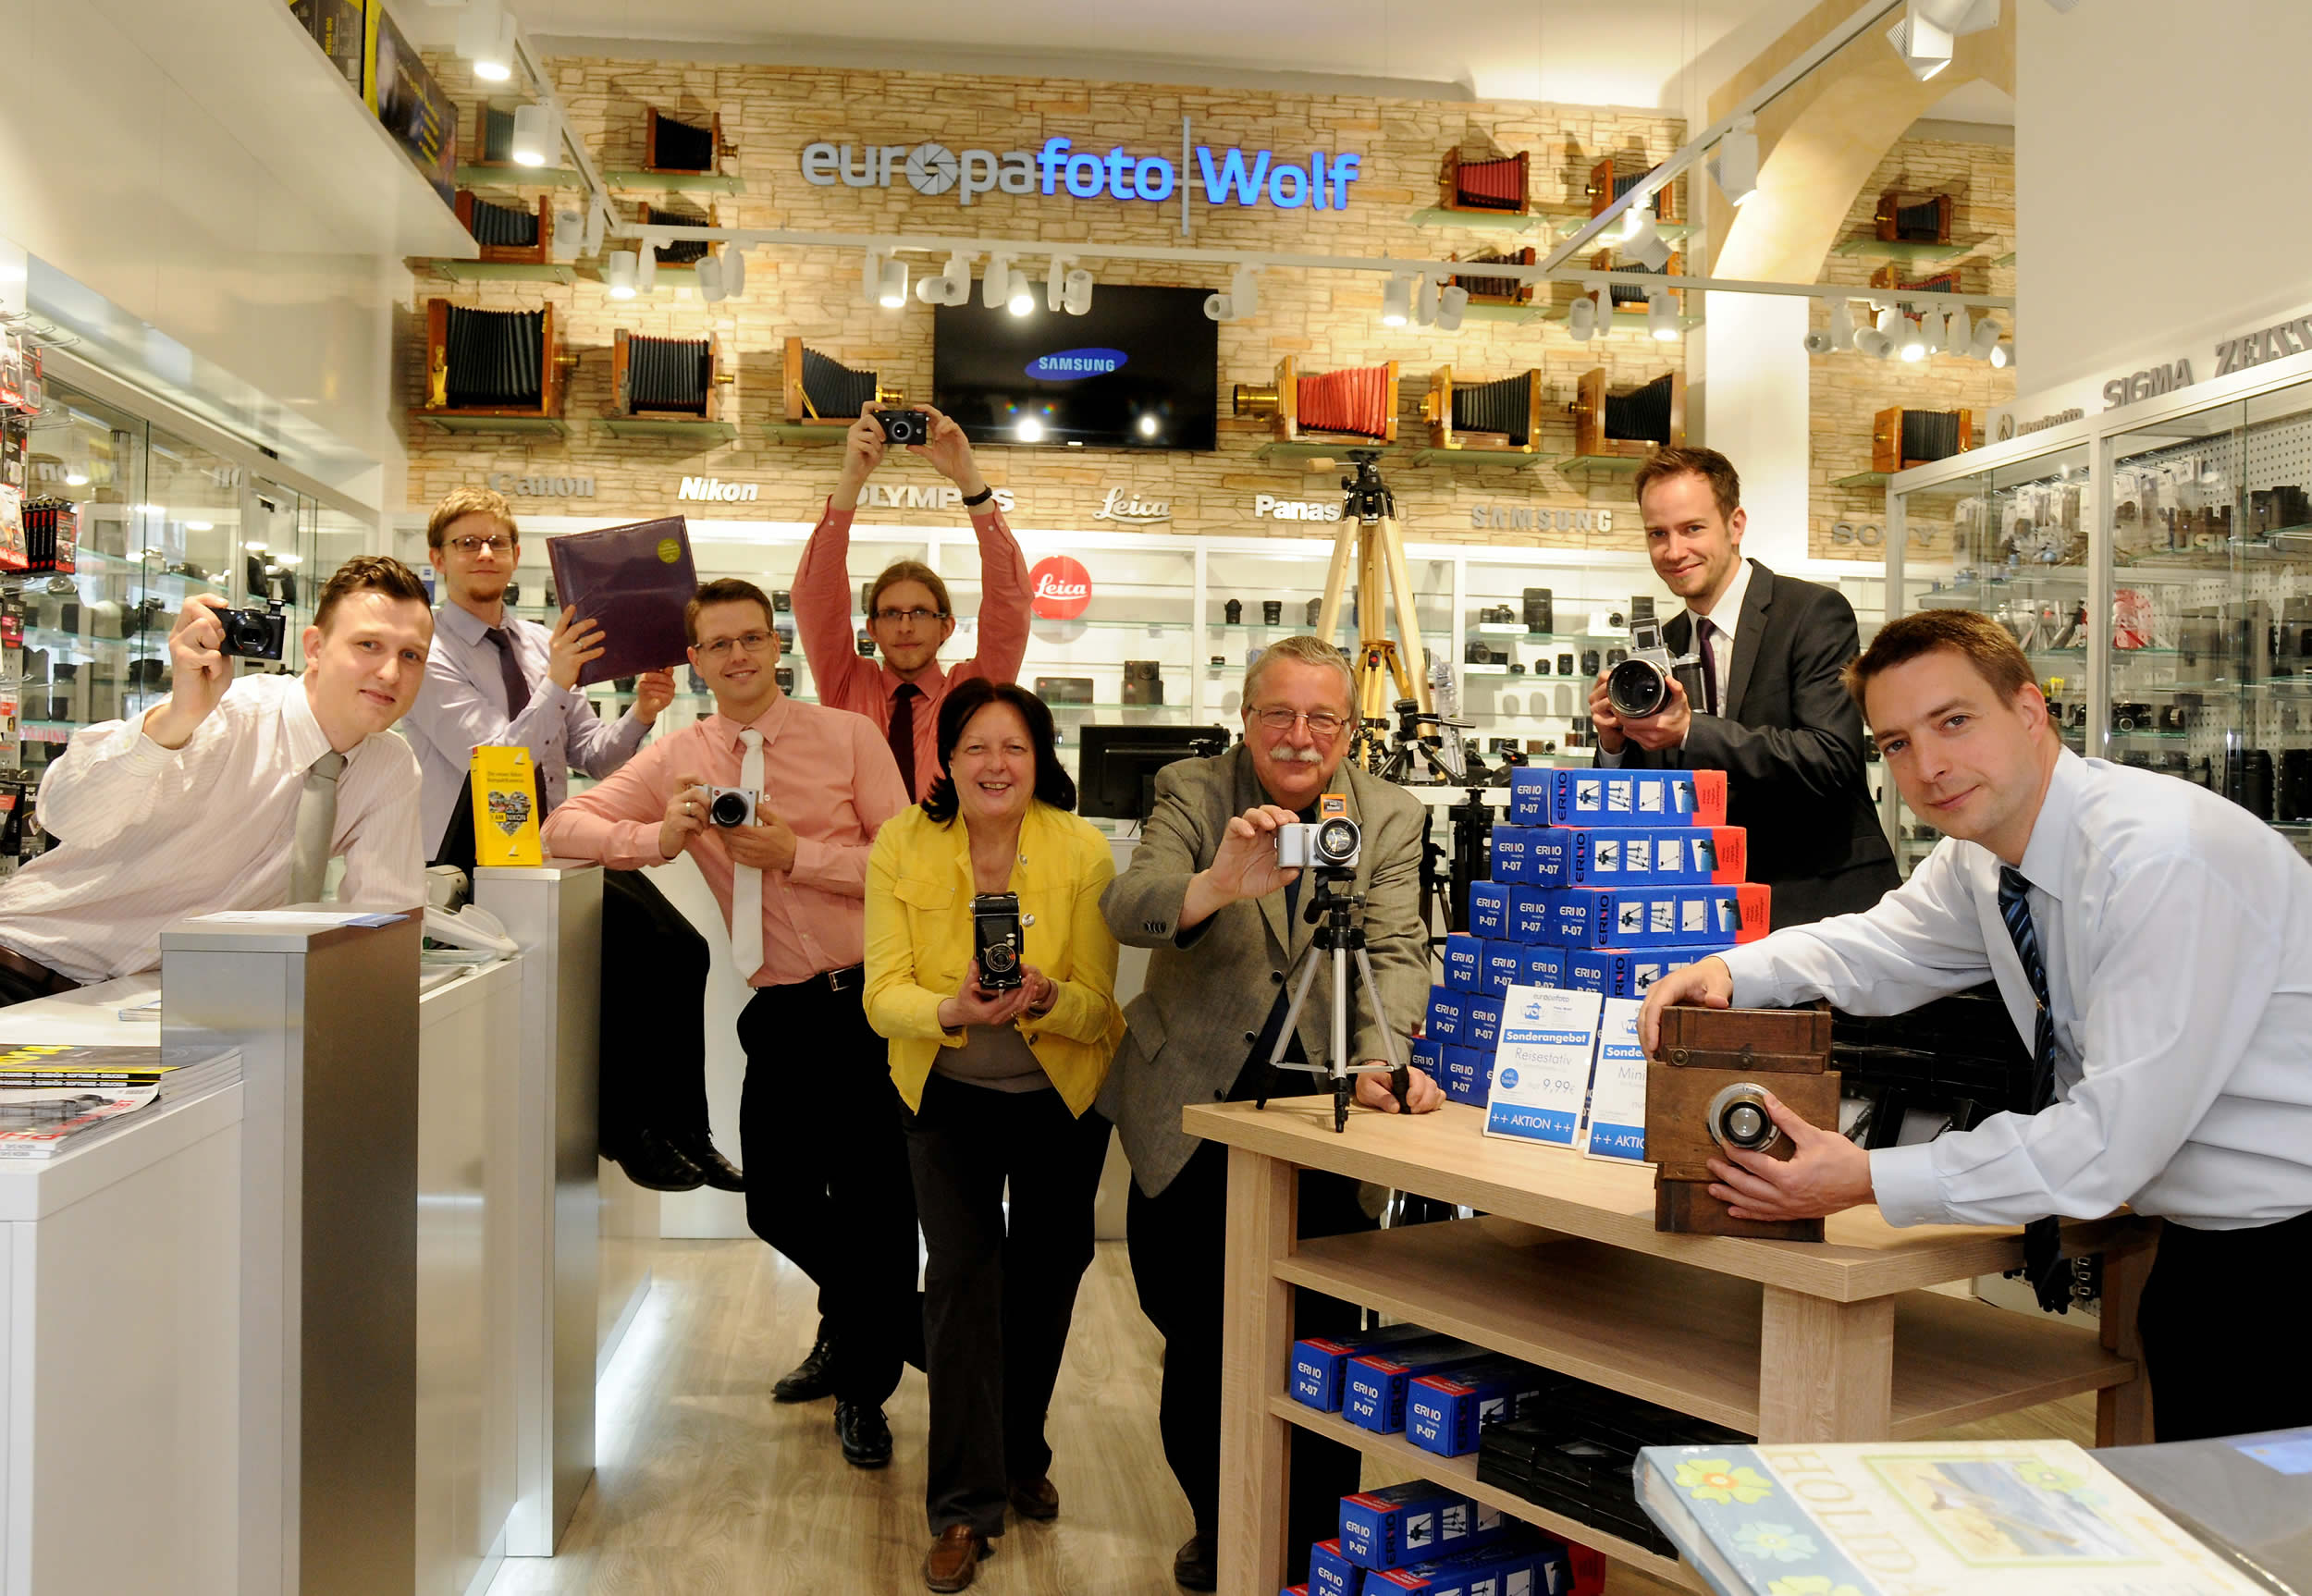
[1255,868,1411,1132]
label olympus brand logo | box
[798,135,1362,211]
[678,477,759,503]
[487,473,595,497]
[1470,506,1615,534]
[1253,494,1343,522]
[859,484,1018,512]
[1092,487,1171,523]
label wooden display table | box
[1187,1099,2154,1595]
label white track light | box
[723,244,745,299]
[459,1,514,80]
[916,252,973,306]
[1898,310,1927,362]
[604,251,637,300]
[1829,299,1857,350]
[635,238,658,292]
[1381,275,1412,327]
[1062,267,1093,315]
[550,208,582,263]
[1989,338,2013,369]
[1946,303,1972,357]
[582,204,605,257]
[1045,255,1074,313]
[696,254,725,303]
[1803,326,1838,355]
[1921,308,1947,355]
[982,253,1017,311]
[1204,264,1262,323]
[1568,281,1602,341]
[1854,305,1898,360]
[1887,7,1955,80]
[510,103,551,167]
[870,255,905,309]
[1707,118,1759,206]
[1005,270,1034,316]
[1434,285,1469,333]
[1413,274,1439,327]
[1622,209,1672,272]
[1646,290,1679,342]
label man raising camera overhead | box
[1098,632,1442,1593]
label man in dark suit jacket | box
[1589,446,1899,927]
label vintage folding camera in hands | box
[215,599,289,661]
[971,890,1027,990]
[1644,1002,1840,1242]
[1604,619,1700,719]
[705,786,758,828]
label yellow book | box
[470,746,544,868]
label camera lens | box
[980,940,1018,975]
[1606,657,1670,718]
[1315,816,1359,864]
[709,791,751,828]
[1706,1084,1781,1155]
[1722,1102,1768,1146]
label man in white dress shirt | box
[0,556,434,1003]
[1639,608,2312,1442]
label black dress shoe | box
[676,1135,744,1191]
[615,1128,705,1192]
[774,1320,837,1403]
[1173,1531,1217,1592]
[835,1401,892,1468]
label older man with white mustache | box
[1099,632,1441,1592]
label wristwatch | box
[961,485,995,509]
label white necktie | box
[288,751,347,904]
[730,728,765,978]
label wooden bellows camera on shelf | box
[1643,1002,1839,1243]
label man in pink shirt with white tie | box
[540,577,916,1470]
[791,404,1030,803]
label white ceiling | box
[414,0,1862,111]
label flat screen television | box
[934,285,1219,451]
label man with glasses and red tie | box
[1587,446,1898,928]
[542,579,919,1470]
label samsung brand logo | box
[1027,349,1126,381]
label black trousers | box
[736,976,921,1407]
[2136,1207,2312,1442]
[598,868,710,1155]
[903,1073,1113,1536]
[1127,1132,1376,1578]
[0,960,78,1009]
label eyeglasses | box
[447,534,515,557]
[697,631,773,659]
[1251,707,1349,738]
[873,607,947,626]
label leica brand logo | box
[1027,555,1094,621]
[1034,572,1089,600]
[1093,486,1171,523]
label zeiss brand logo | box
[799,133,1362,212]
[1027,349,1126,381]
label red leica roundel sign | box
[1028,556,1092,620]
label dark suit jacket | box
[1619,559,1898,927]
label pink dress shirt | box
[791,497,1033,800]
[538,693,909,988]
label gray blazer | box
[1096,743,1432,1197]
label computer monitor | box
[1079,723,1231,821]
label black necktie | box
[485,626,547,809]
[889,683,921,797]
[1696,617,1719,716]
[1997,864,2072,1314]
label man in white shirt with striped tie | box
[1639,608,2312,1443]
[0,556,433,1004]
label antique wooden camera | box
[645,107,722,175]
[1571,368,1686,460]
[1421,365,1543,453]
[1872,407,1974,473]
[612,329,732,420]
[1875,189,1953,244]
[1586,157,1680,223]
[1438,149,1531,215]
[1644,1002,1839,1242]
[415,300,570,424]
[781,337,904,426]
[454,191,553,265]
[1233,356,1399,445]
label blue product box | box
[1404,1357,1556,1457]
[1507,885,1551,944]
[1480,940,1522,997]
[1443,934,1484,991]
[1409,1034,1445,1085]
[1562,949,1610,993]
[1506,767,1726,829]
[1338,1481,1501,1570]
[1467,881,1509,940]
[1516,944,1566,990]
[1528,824,1748,888]
[1291,1323,1448,1412]
[1344,1340,1492,1433]
[1604,942,1732,999]
[1536,884,1771,949]
[1487,824,1543,883]
[1426,987,1465,1044]
[1441,1045,1491,1106]
[1461,995,1504,1050]
[1360,1534,1568,1596]
[1309,1539,1360,1596]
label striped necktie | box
[1997,864,2072,1314]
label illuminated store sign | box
[799,134,1362,212]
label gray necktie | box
[288,751,349,904]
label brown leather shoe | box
[1007,1475,1061,1520]
[923,1525,994,1592]
[1173,1531,1217,1591]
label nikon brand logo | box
[799,129,1362,212]
[678,477,759,503]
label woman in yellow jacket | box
[864,678,1125,1592]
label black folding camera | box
[972,890,1026,991]
[878,408,935,447]
[216,599,289,661]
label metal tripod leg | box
[1256,944,1326,1110]
[1353,943,1411,1111]
[1330,937,1353,1132]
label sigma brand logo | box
[486,473,594,498]
[678,477,758,503]
[1027,349,1125,381]
[798,134,1363,211]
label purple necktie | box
[1697,618,1719,717]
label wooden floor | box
[487,1237,2098,1596]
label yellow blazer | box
[865,801,1125,1116]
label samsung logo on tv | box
[1027,349,1126,382]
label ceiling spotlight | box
[982,252,1017,312]
[1621,211,1672,272]
[1920,308,1947,355]
[1381,275,1412,327]
[1898,310,1927,362]
[1015,416,1046,442]
[458,0,514,80]
[696,254,725,303]
[1005,270,1034,316]
[1204,264,1262,323]
[1045,255,1076,313]
[510,103,552,167]
[879,257,908,309]
[604,250,638,300]
[1568,283,1600,341]
[1989,338,2012,369]
[1707,118,1760,206]
[550,207,583,263]
[916,252,973,306]
[1435,284,1469,333]
[1828,299,1857,350]
[1413,274,1439,327]
[1947,303,1973,356]
[1802,326,1838,356]
[635,238,658,292]
[582,204,606,257]
[1620,202,1654,244]
[723,245,745,299]
[1646,290,1679,342]
[1137,414,1160,438]
[1062,267,1093,316]
[1971,316,2006,360]
[1887,5,1954,80]
[1854,305,1897,360]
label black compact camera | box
[772,589,793,612]
[1480,605,1519,626]
[1122,660,1164,705]
[216,599,289,661]
[775,666,795,693]
[2109,701,2154,732]
[1465,642,1506,666]
[878,408,935,448]
[857,632,877,657]
[971,890,1026,991]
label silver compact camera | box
[1605,618,1703,719]
[706,786,758,828]
[1276,815,1360,871]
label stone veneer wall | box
[401,52,2010,563]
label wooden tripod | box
[1311,455,1433,759]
